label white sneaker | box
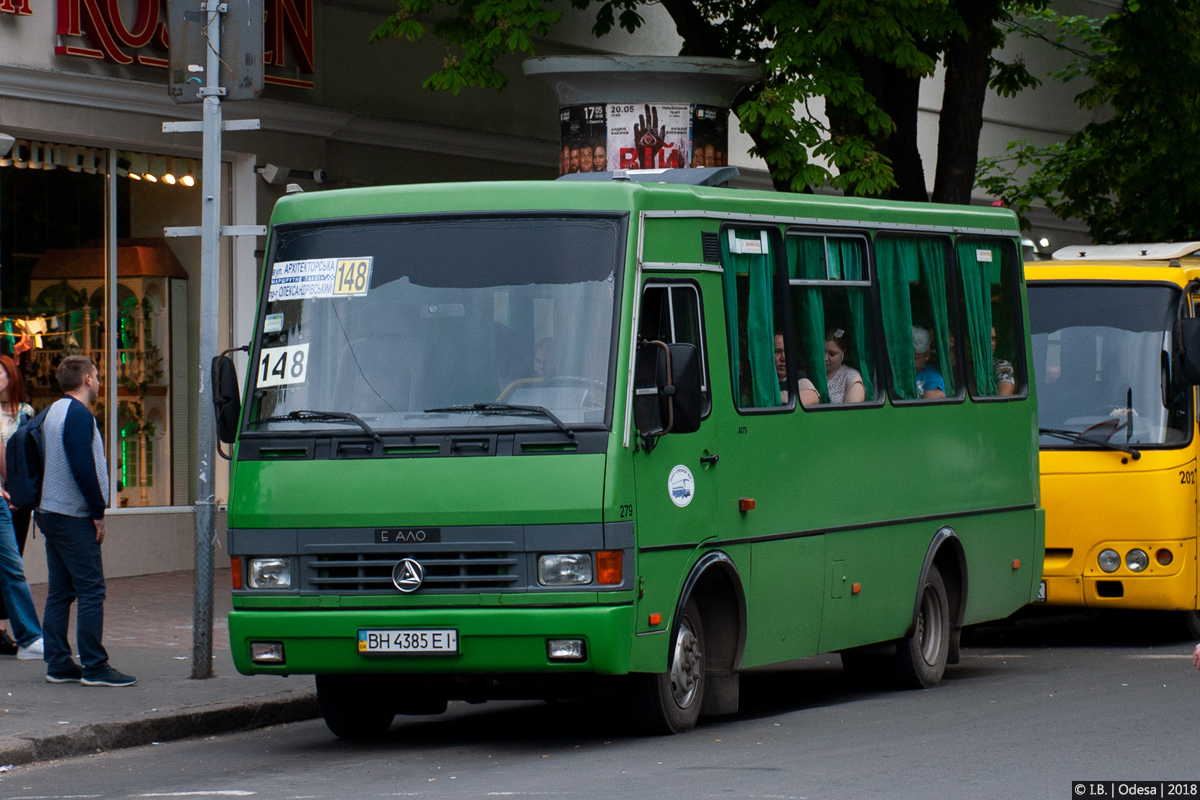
[17,637,43,660]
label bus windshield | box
[1029,283,1190,448]
[247,215,624,435]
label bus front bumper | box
[229,604,635,676]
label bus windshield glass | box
[247,215,624,434]
[1029,283,1190,448]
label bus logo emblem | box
[668,465,695,508]
[392,558,425,593]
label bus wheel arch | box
[913,527,968,665]
[631,551,746,733]
[883,528,966,690]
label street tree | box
[372,0,1042,201]
[977,1,1200,243]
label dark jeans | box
[36,510,109,674]
[0,505,32,623]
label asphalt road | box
[6,610,1200,800]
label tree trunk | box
[878,67,928,202]
[932,0,1001,205]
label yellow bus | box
[1027,242,1200,635]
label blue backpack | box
[5,406,51,509]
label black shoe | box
[81,666,137,687]
[0,630,17,656]
[46,663,84,684]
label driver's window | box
[639,283,711,417]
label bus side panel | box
[816,527,913,654]
[628,548,699,673]
[741,536,825,668]
[956,509,1040,625]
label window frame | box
[953,235,1029,403]
[638,279,714,421]
[872,231,967,407]
[782,226,885,412]
[719,222,795,416]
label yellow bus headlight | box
[1125,549,1149,573]
[1098,549,1121,573]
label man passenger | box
[913,326,946,400]
[774,334,819,406]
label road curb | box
[0,689,319,767]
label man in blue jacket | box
[37,355,135,687]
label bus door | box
[631,281,719,571]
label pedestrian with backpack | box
[0,354,37,656]
[37,355,134,687]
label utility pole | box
[164,0,264,679]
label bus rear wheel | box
[316,674,397,739]
[886,565,950,689]
[630,598,706,735]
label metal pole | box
[106,150,118,509]
[192,0,223,680]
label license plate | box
[1035,580,1047,603]
[358,629,458,654]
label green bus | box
[220,171,1044,738]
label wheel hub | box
[670,620,703,708]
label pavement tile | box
[0,569,318,766]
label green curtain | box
[786,236,828,402]
[830,239,874,399]
[876,237,918,399]
[956,241,998,395]
[722,231,780,407]
[918,239,955,396]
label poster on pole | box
[607,103,690,170]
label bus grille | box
[302,551,521,593]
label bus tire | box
[886,565,950,689]
[1179,610,1200,640]
[630,598,706,735]
[316,674,396,739]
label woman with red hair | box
[0,354,35,656]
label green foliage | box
[372,0,1037,196]
[979,1,1200,242]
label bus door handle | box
[700,454,719,466]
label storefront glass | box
[0,141,212,508]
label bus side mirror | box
[634,340,702,450]
[212,354,241,445]
[1180,318,1200,386]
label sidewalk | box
[0,569,319,766]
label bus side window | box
[639,284,712,417]
[956,238,1024,398]
[876,234,960,402]
[721,227,787,409]
[786,233,876,405]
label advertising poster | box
[690,105,729,168]
[607,103,690,170]
[559,104,608,175]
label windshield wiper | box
[249,410,381,441]
[424,403,575,439]
[1039,427,1141,460]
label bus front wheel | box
[887,565,950,689]
[630,598,706,735]
[316,674,397,739]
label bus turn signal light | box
[1012,559,1020,570]
[596,550,623,585]
[1156,548,1174,566]
[649,613,662,626]
[231,557,243,589]
[739,498,756,512]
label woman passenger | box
[823,328,865,404]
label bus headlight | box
[537,554,593,586]
[248,557,292,589]
[1125,549,1149,573]
[1098,549,1121,573]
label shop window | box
[785,234,876,405]
[1,143,200,509]
[639,283,711,416]
[875,234,960,401]
[721,227,786,409]
[956,238,1024,398]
